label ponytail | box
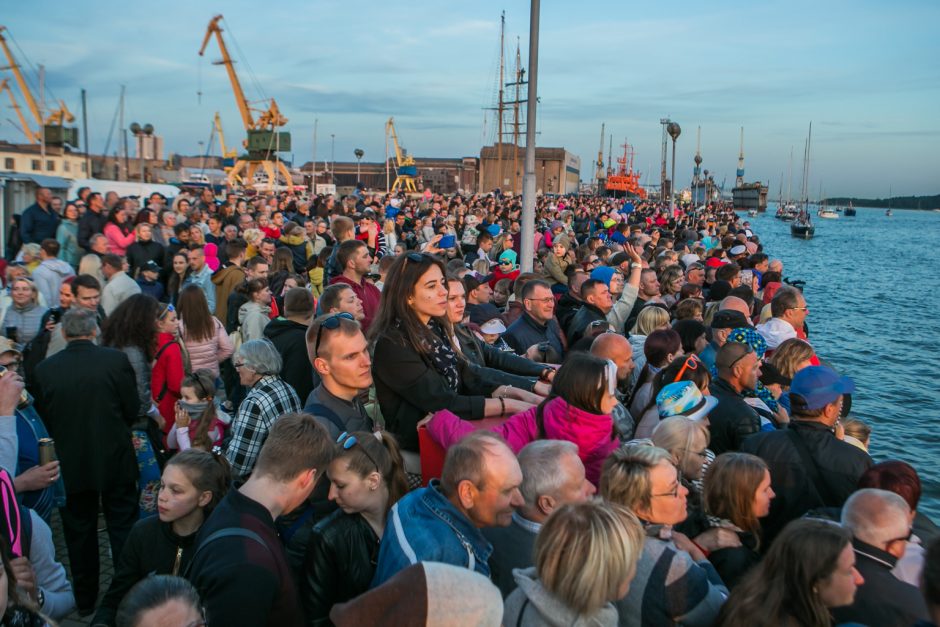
[338,431,409,512]
[167,449,231,515]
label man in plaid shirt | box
[225,339,302,480]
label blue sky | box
[3,0,938,197]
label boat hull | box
[791,224,815,238]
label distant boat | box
[817,207,839,219]
[844,202,857,217]
[748,209,758,217]
[885,208,893,217]
[791,216,815,239]
[776,204,799,221]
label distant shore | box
[823,194,940,210]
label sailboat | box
[885,187,893,216]
[844,201,856,217]
[791,123,815,239]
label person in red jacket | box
[152,303,187,437]
[330,240,381,333]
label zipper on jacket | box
[172,546,183,576]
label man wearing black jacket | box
[264,288,315,402]
[742,365,871,545]
[188,413,334,627]
[76,192,108,252]
[565,279,612,347]
[33,308,139,615]
[708,342,762,455]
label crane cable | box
[220,17,269,113]
[5,28,62,112]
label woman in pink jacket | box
[426,352,620,486]
[176,284,233,381]
[103,205,136,257]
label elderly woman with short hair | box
[2,277,48,347]
[224,339,302,481]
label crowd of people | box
[0,183,934,626]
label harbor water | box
[751,206,940,517]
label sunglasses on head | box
[313,312,355,357]
[405,252,430,263]
[337,431,379,471]
[674,354,699,382]
[157,303,175,320]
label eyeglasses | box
[717,344,754,370]
[674,354,699,382]
[524,296,555,304]
[789,306,809,311]
[885,529,913,546]
[157,303,175,320]
[313,312,356,357]
[337,431,379,472]
[651,468,683,498]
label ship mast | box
[735,126,745,188]
[692,126,702,186]
[495,11,505,191]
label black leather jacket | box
[301,510,380,627]
[708,377,761,455]
[454,324,542,392]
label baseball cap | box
[0,337,21,356]
[790,366,855,411]
[711,310,750,330]
[142,260,161,273]
[728,244,747,256]
[656,381,718,421]
[479,318,507,335]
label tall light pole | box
[330,134,336,185]
[667,122,681,214]
[354,148,364,185]
[130,122,154,182]
[520,0,540,273]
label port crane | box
[0,77,36,142]
[198,14,292,189]
[385,117,418,193]
[213,112,237,169]
[0,25,77,146]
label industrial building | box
[479,144,580,196]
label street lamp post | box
[130,122,154,182]
[354,148,364,185]
[667,122,681,214]
[330,134,336,185]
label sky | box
[3,0,939,198]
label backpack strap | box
[184,527,272,578]
[304,401,347,434]
[785,425,837,505]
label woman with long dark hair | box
[628,328,682,421]
[427,352,619,486]
[301,431,408,623]
[104,204,136,257]
[717,519,862,627]
[101,294,165,516]
[371,253,533,456]
[177,285,233,382]
[166,251,190,306]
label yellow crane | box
[213,111,238,173]
[385,117,418,193]
[0,25,77,146]
[0,77,38,143]
[198,14,292,189]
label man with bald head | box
[708,342,762,455]
[833,489,929,626]
[591,332,636,439]
[719,296,753,324]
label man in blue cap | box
[742,365,872,544]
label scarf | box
[425,319,460,392]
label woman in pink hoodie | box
[426,352,620,486]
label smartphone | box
[439,234,456,249]
[740,269,754,287]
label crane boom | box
[0,26,42,129]
[595,122,605,183]
[214,112,237,158]
[199,15,254,131]
[0,77,38,143]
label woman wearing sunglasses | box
[371,253,535,457]
[301,430,408,625]
[425,352,619,487]
[634,353,712,440]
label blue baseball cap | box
[656,381,718,422]
[790,366,855,410]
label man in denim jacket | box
[372,431,523,587]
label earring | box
[370,485,376,491]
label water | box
[748,205,940,518]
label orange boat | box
[605,141,647,198]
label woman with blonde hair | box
[658,265,685,308]
[627,305,672,389]
[242,228,264,259]
[703,452,775,589]
[601,443,728,627]
[769,338,815,381]
[503,500,644,627]
[1,277,46,346]
[79,252,105,285]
